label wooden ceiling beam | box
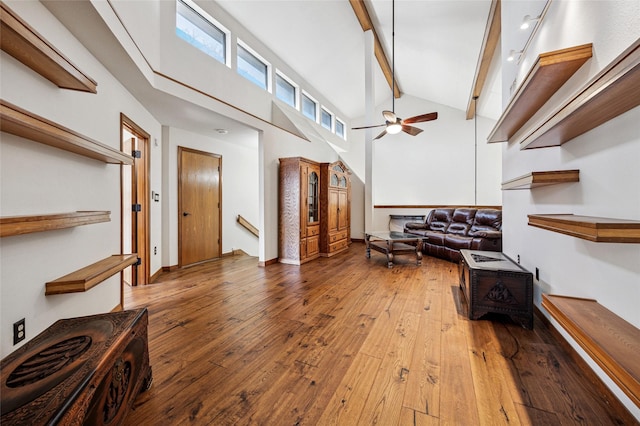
[349,0,401,99]
[466,0,501,119]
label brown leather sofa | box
[404,208,502,262]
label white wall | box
[164,126,260,265]
[346,94,502,231]
[0,1,162,357]
[96,0,352,263]
[500,0,640,417]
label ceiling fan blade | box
[402,125,423,136]
[352,124,386,130]
[374,129,388,140]
[382,110,397,122]
[402,112,438,124]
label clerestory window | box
[176,0,228,65]
[237,42,270,91]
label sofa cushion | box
[423,230,447,246]
[427,208,455,232]
[444,234,473,250]
[452,208,477,225]
[468,209,502,237]
[446,209,476,236]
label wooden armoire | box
[278,157,321,265]
[278,157,351,264]
[320,160,351,257]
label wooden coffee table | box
[364,231,426,268]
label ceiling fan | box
[352,0,438,140]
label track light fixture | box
[507,49,523,62]
[520,14,540,30]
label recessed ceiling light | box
[216,129,229,134]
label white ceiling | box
[45,0,500,140]
[217,0,493,119]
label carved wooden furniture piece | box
[501,170,579,190]
[0,2,97,93]
[487,44,593,143]
[520,39,640,149]
[46,254,138,295]
[365,231,425,269]
[320,161,351,257]
[541,294,640,407]
[278,157,321,265]
[0,100,133,164]
[1,308,152,425]
[459,249,533,329]
[528,214,640,243]
[0,211,110,238]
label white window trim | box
[321,106,335,132]
[335,118,347,140]
[301,91,319,123]
[178,0,231,67]
[275,70,299,109]
[237,39,272,93]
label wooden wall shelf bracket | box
[0,100,133,164]
[0,211,111,237]
[502,170,579,190]
[521,39,640,149]
[0,2,97,92]
[527,214,640,243]
[487,44,593,143]
[542,294,640,407]
[45,254,138,295]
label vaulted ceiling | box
[217,0,495,120]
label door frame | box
[177,146,222,267]
[120,113,150,288]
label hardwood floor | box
[123,243,635,425]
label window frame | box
[176,0,231,67]
[275,70,299,109]
[237,39,272,92]
[320,106,334,132]
[301,91,319,123]
[335,118,346,139]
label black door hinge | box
[132,204,142,212]
[134,257,141,266]
[132,150,142,158]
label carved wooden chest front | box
[459,249,533,329]
[1,308,152,425]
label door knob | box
[183,212,191,217]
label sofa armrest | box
[470,230,501,239]
[405,222,428,230]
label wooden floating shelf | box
[542,294,640,407]
[0,100,133,165]
[46,254,138,295]
[528,214,640,243]
[521,39,640,149]
[502,170,579,190]
[487,44,593,143]
[0,211,110,238]
[0,2,97,93]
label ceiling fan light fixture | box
[386,122,403,134]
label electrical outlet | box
[13,318,25,345]
[535,267,540,281]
